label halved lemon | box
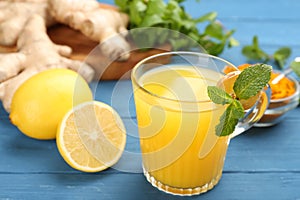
[56,101,126,172]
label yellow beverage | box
[132,65,230,195]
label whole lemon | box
[10,69,93,140]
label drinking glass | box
[131,52,269,196]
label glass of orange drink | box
[131,52,269,196]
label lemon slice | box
[57,101,126,172]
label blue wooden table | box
[1,0,300,199]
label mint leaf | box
[216,100,244,137]
[274,47,291,69]
[207,86,233,105]
[141,14,164,27]
[242,36,292,69]
[129,0,147,25]
[231,100,245,118]
[115,0,128,10]
[291,61,300,77]
[204,21,224,40]
[196,12,217,23]
[228,37,240,47]
[242,36,269,61]
[233,64,272,100]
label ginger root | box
[0,0,131,60]
[48,0,130,61]
[0,14,95,112]
[0,0,56,46]
[0,0,133,112]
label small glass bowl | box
[255,75,300,127]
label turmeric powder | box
[269,72,296,100]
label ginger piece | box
[0,14,95,112]
[0,0,56,46]
[48,0,130,61]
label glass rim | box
[131,51,237,104]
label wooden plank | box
[0,111,142,173]
[1,104,300,173]
[225,109,300,172]
[0,172,299,200]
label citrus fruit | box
[10,69,93,140]
[217,70,261,110]
[56,101,126,172]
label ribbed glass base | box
[143,168,222,196]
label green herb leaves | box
[207,86,233,105]
[233,64,272,99]
[215,100,244,137]
[291,60,300,77]
[242,36,269,61]
[242,36,291,69]
[115,0,237,55]
[273,47,291,69]
[207,86,243,136]
[207,64,272,136]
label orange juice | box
[132,65,230,195]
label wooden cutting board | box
[0,24,171,80]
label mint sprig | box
[242,36,269,62]
[115,0,238,55]
[207,64,272,137]
[242,36,291,69]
